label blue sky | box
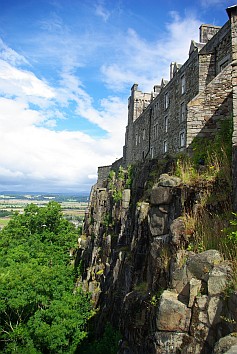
[0,0,234,192]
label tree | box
[0,202,94,353]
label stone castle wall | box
[96,6,237,209]
[123,19,232,166]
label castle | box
[97,5,237,209]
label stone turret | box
[199,24,221,43]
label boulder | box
[150,185,172,205]
[158,173,181,187]
[170,217,186,248]
[187,250,223,281]
[213,333,237,354]
[208,264,231,296]
[156,290,191,332]
[149,206,169,236]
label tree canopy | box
[0,202,93,353]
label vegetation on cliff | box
[0,202,94,353]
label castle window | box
[180,103,186,122]
[151,147,154,159]
[164,92,169,109]
[179,131,185,148]
[154,123,158,140]
[181,75,185,94]
[164,116,168,133]
[218,55,230,73]
[143,129,146,140]
[135,134,138,146]
[163,140,167,153]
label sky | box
[0,0,235,193]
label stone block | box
[170,217,186,247]
[122,189,131,208]
[187,250,223,281]
[208,296,223,325]
[213,333,237,354]
[148,206,169,236]
[208,264,231,296]
[158,174,181,187]
[188,278,202,308]
[150,184,172,205]
[156,290,191,332]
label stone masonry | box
[96,6,237,210]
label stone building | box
[98,5,237,208]
[123,20,232,165]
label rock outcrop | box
[78,160,237,354]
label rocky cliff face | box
[78,159,237,354]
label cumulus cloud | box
[0,40,126,192]
[0,6,210,192]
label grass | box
[0,218,10,228]
[174,119,237,289]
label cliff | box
[78,158,237,354]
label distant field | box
[0,218,10,228]
[0,193,89,229]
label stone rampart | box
[97,165,111,188]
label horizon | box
[0,0,235,193]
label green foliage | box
[125,164,134,188]
[103,213,113,228]
[112,189,123,203]
[118,166,125,181]
[223,213,237,260]
[175,117,233,185]
[192,117,233,166]
[0,202,94,353]
[80,323,121,354]
[0,210,12,217]
[150,288,164,306]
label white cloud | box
[0,41,126,192]
[0,38,29,66]
[95,0,111,22]
[0,7,207,192]
[101,12,200,92]
[0,59,55,99]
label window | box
[164,92,169,109]
[143,129,146,140]
[181,75,185,94]
[164,116,168,133]
[218,55,230,73]
[151,147,154,159]
[180,131,185,148]
[135,134,138,146]
[154,123,158,140]
[180,103,186,122]
[220,60,229,71]
[163,140,167,153]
